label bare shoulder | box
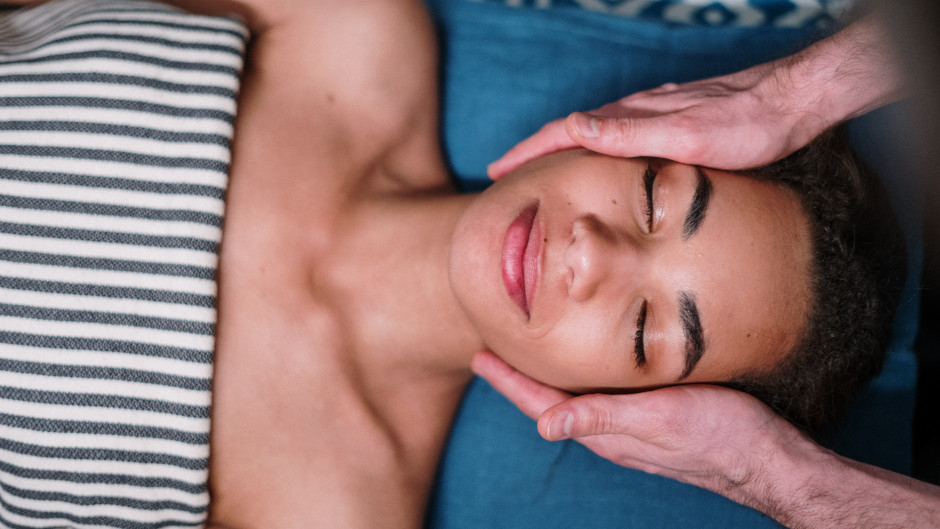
[163,0,439,131]
[226,0,445,190]
[248,1,437,148]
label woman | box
[0,0,902,527]
[205,0,901,524]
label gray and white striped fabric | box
[0,1,247,527]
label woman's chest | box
[208,212,441,528]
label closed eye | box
[633,300,647,367]
[642,164,657,231]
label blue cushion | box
[427,0,921,526]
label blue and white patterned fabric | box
[0,1,247,527]
[469,0,854,28]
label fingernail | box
[573,113,598,138]
[549,412,573,440]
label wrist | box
[758,437,842,529]
[720,426,829,527]
[777,16,903,140]
[745,435,940,529]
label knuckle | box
[595,118,635,150]
[582,397,616,434]
[609,118,635,140]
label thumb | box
[567,111,681,160]
[538,393,669,441]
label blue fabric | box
[430,377,785,528]
[427,0,921,527]
[429,0,832,191]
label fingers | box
[486,118,578,180]
[471,350,573,420]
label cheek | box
[491,311,631,390]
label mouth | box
[501,202,542,318]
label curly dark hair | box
[726,127,907,436]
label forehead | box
[676,168,813,381]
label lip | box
[501,203,541,318]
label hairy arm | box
[774,14,903,148]
[760,448,940,529]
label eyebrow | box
[677,291,706,381]
[682,167,713,240]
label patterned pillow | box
[467,0,852,28]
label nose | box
[565,215,638,302]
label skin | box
[452,150,812,392]
[205,1,475,527]
[0,0,805,526]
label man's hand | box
[487,67,809,178]
[473,350,940,529]
[471,351,811,503]
[487,16,902,180]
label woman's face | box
[449,149,812,392]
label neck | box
[319,190,484,381]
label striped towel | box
[0,1,247,527]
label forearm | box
[770,15,904,143]
[734,435,940,529]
